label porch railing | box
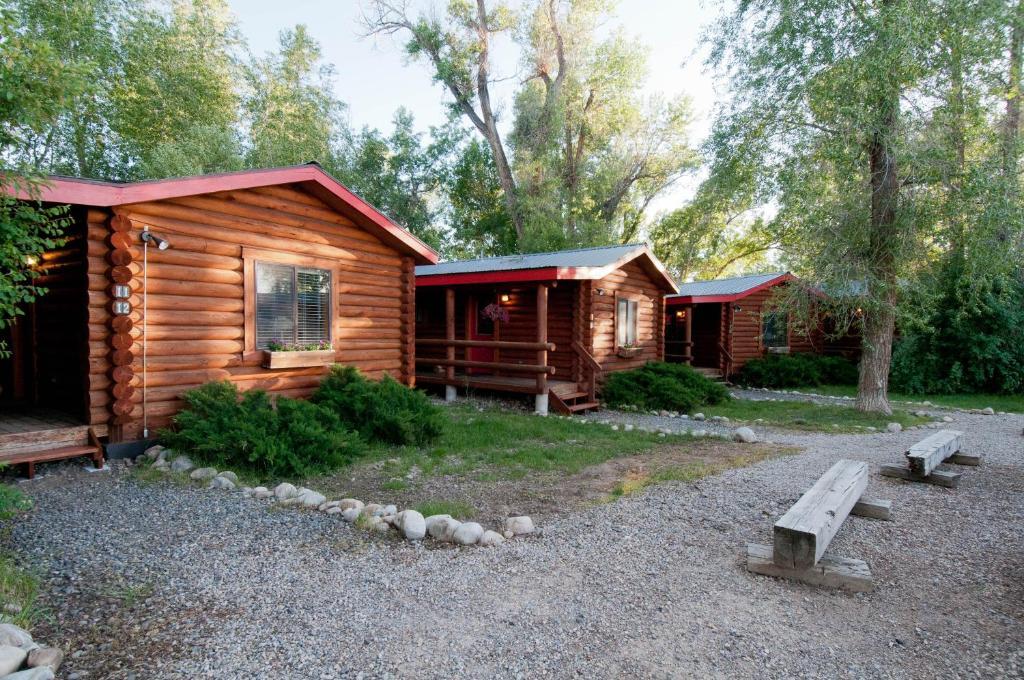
[571,341,601,401]
[415,338,558,393]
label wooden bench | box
[879,430,980,488]
[0,426,104,479]
[747,459,889,592]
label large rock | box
[0,625,33,649]
[0,645,27,675]
[733,427,758,443]
[274,483,298,500]
[452,522,484,546]
[252,487,273,500]
[2,668,55,680]
[426,516,460,541]
[189,467,217,481]
[296,489,326,508]
[208,476,235,490]
[341,508,362,523]
[886,422,903,433]
[504,516,535,536]
[692,413,706,421]
[217,470,238,484]
[143,445,165,460]
[27,647,63,672]
[338,499,363,512]
[398,510,426,540]
[363,503,384,517]
[981,407,995,415]
[479,530,505,547]
[169,455,194,473]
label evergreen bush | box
[312,365,444,446]
[736,353,858,388]
[161,381,365,478]
[601,362,730,412]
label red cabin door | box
[467,296,495,373]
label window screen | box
[762,311,788,348]
[616,298,638,347]
[256,262,331,349]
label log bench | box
[747,459,889,592]
[0,426,105,479]
[879,430,980,488]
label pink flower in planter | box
[481,303,510,323]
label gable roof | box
[666,272,793,304]
[6,163,438,264]
[415,243,678,292]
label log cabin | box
[414,244,678,415]
[664,271,858,378]
[0,164,437,473]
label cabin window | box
[762,311,788,349]
[255,262,331,349]
[616,297,638,347]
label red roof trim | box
[666,273,795,305]
[416,268,564,287]
[8,166,438,264]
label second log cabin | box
[414,244,678,415]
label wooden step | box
[0,444,99,466]
[0,425,90,452]
[560,391,589,401]
[566,401,600,413]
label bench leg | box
[92,450,105,470]
[26,461,34,480]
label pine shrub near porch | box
[602,362,730,413]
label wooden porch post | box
[445,287,456,402]
[535,283,549,415]
[683,305,693,364]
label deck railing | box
[415,339,558,389]
[571,341,601,401]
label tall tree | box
[244,25,346,169]
[364,0,525,241]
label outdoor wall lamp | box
[140,230,170,250]
[595,288,606,296]
[733,304,742,312]
[500,294,510,303]
[676,309,686,319]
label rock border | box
[0,622,64,679]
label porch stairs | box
[549,382,600,415]
[0,426,104,479]
[694,367,728,383]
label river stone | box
[252,487,273,500]
[297,489,326,508]
[942,415,954,423]
[27,647,63,671]
[452,522,484,546]
[886,422,903,433]
[383,504,398,516]
[208,476,235,490]
[733,427,758,443]
[169,455,194,473]
[479,530,505,547]
[981,407,995,415]
[426,516,460,540]
[363,503,384,517]
[504,516,535,536]
[189,467,217,481]
[0,646,27,675]
[274,483,298,500]
[217,470,238,484]
[0,625,33,649]
[399,510,426,540]
[144,445,165,460]
[2,668,55,680]
[342,508,362,523]
[338,499,363,512]
[325,506,343,515]
[692,413,705,421]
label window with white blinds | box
[255,262,331,349]
[616,298,638,347]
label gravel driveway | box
[8,411,1024,679]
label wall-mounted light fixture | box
[733,304,742,313]
[675,309,687,320]
[500,294,510,303]
[595,288,606,296]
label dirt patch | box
[308,440,794,527]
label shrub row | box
[602,361,731,413]
[735,352,859,388]
[162,366,443,478]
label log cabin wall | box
[590,260,665,373]
[85,183,414,441]
[724,285,821,373]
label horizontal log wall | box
[727,285,823,373]
[590,260,666,373]
[86,184,413,440]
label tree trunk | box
[1004,0,1023,189]
[857,9,901,415]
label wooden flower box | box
[261,349,336,370]
[616,346,642,359]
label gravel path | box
[7,411,1024,679]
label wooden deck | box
[416,372,579,397]
[0,408,82,435]
[0,409,104,478]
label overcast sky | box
[227,0,723,209]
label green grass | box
[0,554,42,630]
[413,500,477,518]
[701,398,929,432]
[786,384,1024,413]
[361,405,672,479]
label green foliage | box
[602,362,730,413]
[413,500,476,519]
[737,353,859,389]
[161,381,365,478]
[0,479,32,520]
[312,366,443,447]
[890,271,1024,395]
